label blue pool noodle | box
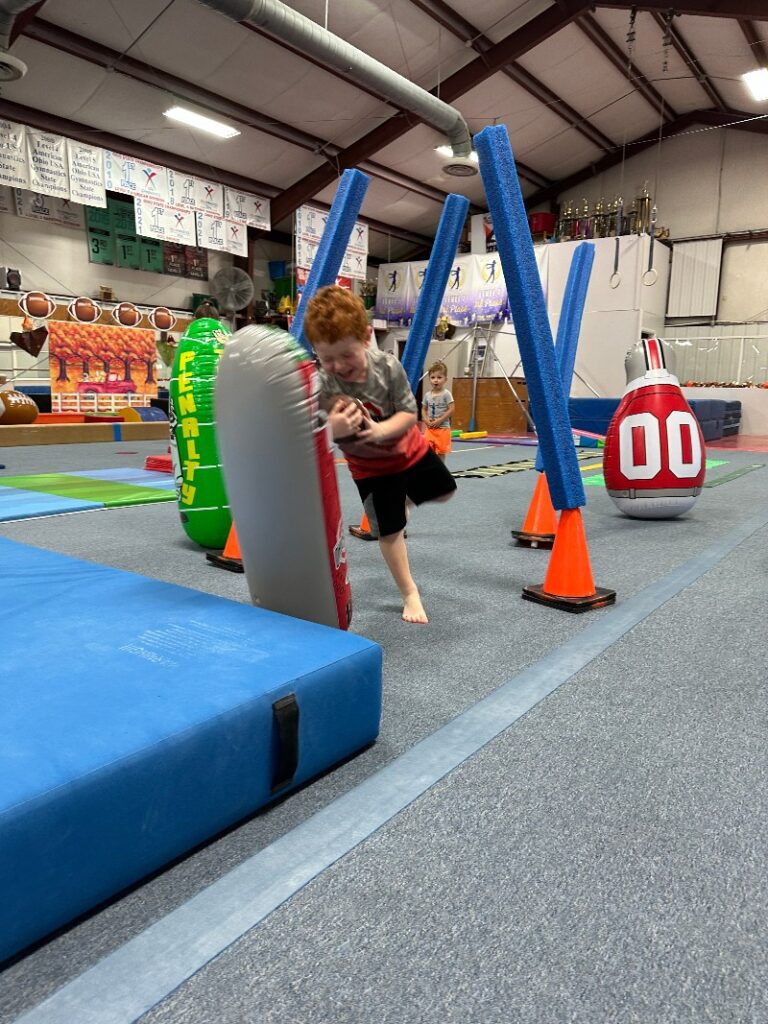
[290,168,370,353]
[401,193,470,392]
[474,125,584,510]
[535,241,595,472]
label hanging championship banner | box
[470,212,497,254]
[193,178,224,215]
[339,249,367,282]
[14,190,84,228]
[295,234,319,274]
[167,169,197,209]
[473,253,508,321]
[0,120,29,189]
[224,186,270,230]
[195,210,244,254]
[375,262,414,323]
[104,152,169,203]
[296,204,368,280]
[26,131,69,199]
[224,218,247,256]
[135,196,197,246]
[346,221,368,255]
[67,140,106,207]
[295,204,326,243]
[440,255,477,326]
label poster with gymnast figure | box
[48,321,158,412]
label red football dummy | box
[604,338,705,519]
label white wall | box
[555,127,768,322]
[0,210,234,309]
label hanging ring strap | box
[642,204,658,286]
[610,203,623,289]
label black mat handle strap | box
[271,694,300,793]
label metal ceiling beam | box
[739,19,768,67]
[524,106,768,208]
[649,11,726,110]
[409,0,615,154]
[241,11,547,190]
[596,1,768,18]
[7,0,45,45]
[691,108,768,135]
[0,98,435,249]
[269,0,588,224]
[577,13,676,121]
[22,19,481,214]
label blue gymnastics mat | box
[0,538,382,962]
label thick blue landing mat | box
[0,537,382,962]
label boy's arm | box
[432,398,455,427]
[358,409,416,444]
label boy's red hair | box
[303,285,368,346]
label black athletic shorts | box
[354,448,457,537]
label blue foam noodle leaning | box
[401,193,470,391]
[475,124,584,510]
[290,168,370,352]
[535,241,595,472]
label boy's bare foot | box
[402,591,428,624]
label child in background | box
[422,361,455,462]
[304,286,456,625]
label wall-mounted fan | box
[210,267,255,327]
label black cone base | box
[205,552,244,573]
[522,583,616,613]
[511,529,555,549]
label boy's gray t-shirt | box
[317,346,426,477]
[424,389,453,429]
[318,346,417,420]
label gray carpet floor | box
[1,437,766,1022]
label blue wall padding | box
[475,125,584,510]
[401,193,470,391]
[535,242,595,472]
[290,168,370,353]
[0,537,382,962]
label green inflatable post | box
[169,317,232,548]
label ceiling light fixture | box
[434,145,479,177]
[164,106,240,139]
[742,68,768,102]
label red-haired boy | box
[304,285,456,624]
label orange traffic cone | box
[511,472,557,548]
[205,522,244,572]
[349,510,377,541]
[522,507,615,612]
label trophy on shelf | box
[556,199,575,241]
[592,197,608,239]
[577,198,592,239]
[635,181,653,234]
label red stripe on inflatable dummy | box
[299,361,353,629]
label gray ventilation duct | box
[0,0,37,79]
[196,0,474,166]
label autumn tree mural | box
[47,322,159,408]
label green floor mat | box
[0,474,175,507]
